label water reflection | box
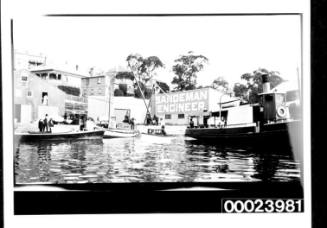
[14,136,301,184]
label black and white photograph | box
[2,0,311,227]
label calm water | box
[14,135,301,184]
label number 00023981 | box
[222,199,303,213]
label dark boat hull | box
[185,120,302,147]
[15,130,105,142]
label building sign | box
[155,89,209,115]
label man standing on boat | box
[86,118,96,131]
[79,116,85,131]
[43,114,49,132]
[153,115,159,125]
[160,118,166,135]
[48,118,54,133]
[123,114,130,124]
[38,119,44,132]
[130,118,135,130]
[190,117,194,128]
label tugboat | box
[185,74,302,147]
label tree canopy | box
[126,54,164,85]
[171,51,208,91]
[233,68,284,103]
[155,81,170,93]
[233,83,248,103]
[212,76,229,93]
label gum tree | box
[234,68,284,103]
[171,51,208,91]
[212,76,229,93]
[126,54,164,85]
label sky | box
[13,15,302,88]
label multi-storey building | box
[81,70,149,124]
[81,74,113,97]
[14,69,87,123]
[81,72,115,121]
[114,71,135,96]
[14,50,46,71]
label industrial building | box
[150,87,239,125]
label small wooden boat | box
[141,129,173,137]
[15,129,105,142]
[140,133,176,144]
[103,128,140,139]
[141,132,172,137]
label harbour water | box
[14,135,301,184]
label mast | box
[133,76,153,123]
[107,72,115,129]
[108,77,111,129]
[297,67,302,104]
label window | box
[42,92,48,105]
[165,114,171,119]
[49,73,57,80]
[27,91,32,97]
[275,93,285,105]
[21,76,28,81]
[286,90,299,102]
[58,74,62,80]
[178,114,185,119]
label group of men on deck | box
[123,115,136,130]
[38,114,54,133]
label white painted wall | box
[208,89,222,112]
[156,113,189,125]
[63,74,82,88]
[37,106,59,120]
[87,96,110,120]
[112,97,149,124]
[87,96,148,124]
[226,105,254,125]
[20,104,32,123]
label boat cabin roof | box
[258,91,286,96]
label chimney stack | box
[262,74,270,93]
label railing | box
[65,95,87,114]
[65,94,87,103]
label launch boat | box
[103,128,140,138]
[15,129,105,142]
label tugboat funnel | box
[262,74,270,93]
